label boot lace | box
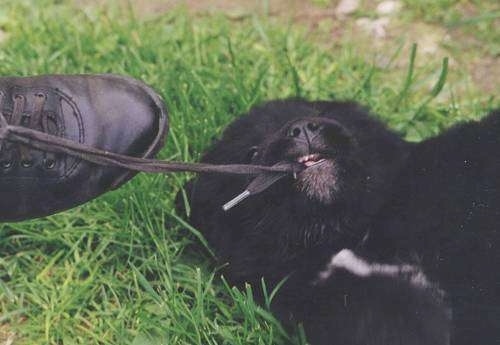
[0,91,57,171]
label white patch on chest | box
[318,249,430,288]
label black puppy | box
[367,108,500,345]
[179,100,499,344]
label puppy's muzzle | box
[286,119,323,143]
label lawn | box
[0,0,498,344]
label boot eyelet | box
[21,159,33,168]
[307,122,319,131]
[1,160,13,170]
[43,158,56,169]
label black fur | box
[178,100,499,344]
[367,109,500,344]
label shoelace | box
[0,103,302,209]
[0,91,58,171]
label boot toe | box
[0,74,168,221]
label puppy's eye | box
[246,146,259,163]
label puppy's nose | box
[287,119,321,141]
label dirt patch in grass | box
[0,324,15,345]
[76,0,498,97]
[77,0,331,18]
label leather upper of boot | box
[0,74,168,221]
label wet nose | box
[287,119,321,141]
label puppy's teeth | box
[298,154,324,165]
[304,158,326,168]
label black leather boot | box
[0,74,168,222]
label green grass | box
[0,1,498,344]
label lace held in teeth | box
[0,91,299,176]
[0,91,57,170]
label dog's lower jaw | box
[295,160,338,204]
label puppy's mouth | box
[296,153,327,168]
[222,153,334,211]
[292,153,337,203]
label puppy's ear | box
[175,179,196,218]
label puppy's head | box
[178,100,408,280]
[248,114,356,204]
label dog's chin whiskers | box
[294,160,337,204]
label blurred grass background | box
[0,0,498,344]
